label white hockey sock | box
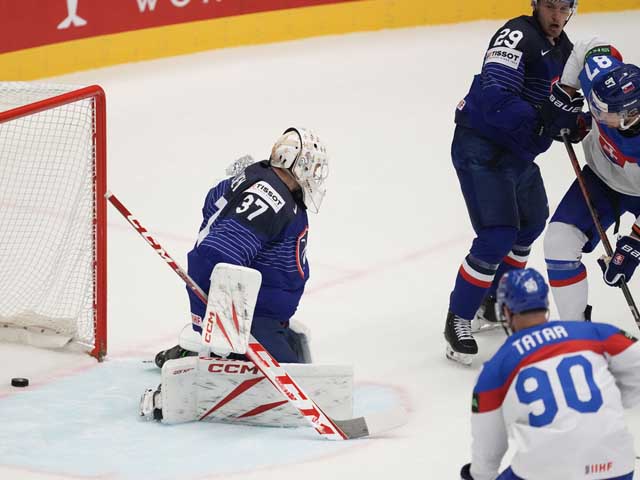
[551,277,589,320]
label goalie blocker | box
[140,356,353,426]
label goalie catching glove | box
[598,235,640,287]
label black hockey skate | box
[154,344,197,369]
[471,295,502,333]
[444,311,478,366]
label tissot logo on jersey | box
[484,47,522,70]
[246,181,285,212]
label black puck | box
[11,378,29,387]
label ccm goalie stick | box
[106,191,407,439]
[561,131,640,329]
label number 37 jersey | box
[186,161,309,324]
[470,321,640,480]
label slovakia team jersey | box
[470,321,640,480]
[564,41,640,196]
[186,161,309,328]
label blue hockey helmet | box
[496,269,549,323]
[589,64,640,131]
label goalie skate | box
[471,295,502,333]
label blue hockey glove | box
[540,83,585,142]
[460,463,474,480]
[598,235,640,287]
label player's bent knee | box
[544,222,588,261]
[471,226,519,264]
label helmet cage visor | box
[589,90,640,130]
[532,0,577,16]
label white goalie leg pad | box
[202,263,261,356]
[157,356,353,426]
[544,222,590,320]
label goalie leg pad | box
[154,356,353,426]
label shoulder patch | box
[485,47,522,70]
[620,329,638,343]
[245,181,286,213]
[585,45,623,63]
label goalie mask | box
[270,127,329,213]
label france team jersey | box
[574,45,640,196]
[455,15,572,161]
[186,161,309,329]
[470,321,640,480]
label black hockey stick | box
[107,191,407,439]
[560,132,640,328]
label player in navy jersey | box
[544,40,640,320]
[460,268,640,480]
[445,0,578,365]
[155,127,329,366]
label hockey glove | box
[460,463,474,480]
[540,83,585,142]
[598,235,640,287]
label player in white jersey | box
[543,39,640,320]
[460,268,640,480]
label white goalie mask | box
[269,127,329,213]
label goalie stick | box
[561,132,640,329]
[106,191,406,439]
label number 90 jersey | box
[186,161,309,326]
[470,321,640,480]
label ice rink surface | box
[2,8,640,479]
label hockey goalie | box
[138,128,355,426]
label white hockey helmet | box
[269,127,329,213]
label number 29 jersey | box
[470,321,640,480]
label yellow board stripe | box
[1,0,638,80]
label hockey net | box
[0,83,107,360]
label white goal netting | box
[0,82,103,354]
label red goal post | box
[0,84,107,360]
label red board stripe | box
[0,0,362,55]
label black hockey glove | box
[598,235,640,287]
[540,83,586,142]
[460,463,475,480]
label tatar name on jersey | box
[511,324,568,355]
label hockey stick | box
[560,132,640,328]
[106,191,406,439]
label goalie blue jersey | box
[455,15,572,161]
[186,161,309,331]
[470,321,640,480]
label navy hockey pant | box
[448,126,548,319]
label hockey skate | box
[154,344,198,369]
[444,311,478,366]
[471,295,502,333]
